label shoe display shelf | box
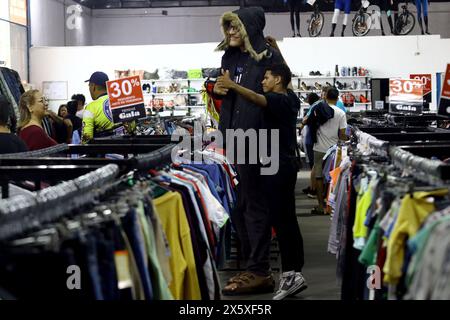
[292,74,372,113]
[141,79,206,116]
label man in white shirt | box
[312,87,348,214]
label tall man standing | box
[214,7,284,295]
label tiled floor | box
[219,171,340,300]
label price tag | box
[107,75,146,123]
[375,101,384,110]
[389,79,423,114]
[438,64,450,116]
[410,74,432,103]
[114,250,132,289]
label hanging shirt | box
[383,188,449,285]
[153,191,201,300]
[172,170,229,238]
[136,201,173,300]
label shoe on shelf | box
[335,81,344,90]
[360,95,369,103]
[326,81,333,87]
[273,271,308,300]
[314,82,322,90]
[301,81,308,91]
[309,71,316,76]
[314,71,322,76]
[222,272,275,296]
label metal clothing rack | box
[389,145,450,184]
[0,143,178,241]
[386,113,449,127]
[0,144,69,159]
[354,125,450,184]
[0,164,120,242]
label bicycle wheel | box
[308,12,324,37]
[352,13,372,36]
[396,12,415,35]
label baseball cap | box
[85,71,109,86]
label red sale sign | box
[438,64,450,116]
[107,75,146,123]
[441,64,450,99]
[389,79,424,114]
[410,74,431,96]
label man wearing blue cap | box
[81,71,115,144]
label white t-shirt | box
[76,109,84,119]
[313,104,347,153]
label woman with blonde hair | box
[18,90,57,151]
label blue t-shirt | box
[336,100,347,113]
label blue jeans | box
[415,0,428,17]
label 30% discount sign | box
[107,75,146,124]
[389,78,424,114]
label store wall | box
[30,0,92,47]
[30,35,450,112]
[91,3,450,45]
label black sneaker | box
[273,271,307,300]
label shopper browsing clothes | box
[82,72,115,144]
[18,90,58,151]
[71,93,86,119]
[310,87,348,215]
[53,104,74,144]
[217,63,308,300]
[0,96,27,154]
[66,100,83,139]
[214,7,284,295]
[300,87,328,199]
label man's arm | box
[45,110,64,125]
[216,70,267,108]
[339,128,349,141]
[81,107,94,144]
[338,114,349,141]
[64,119,73,144]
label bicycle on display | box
[352,0,373,37]
[394,0,416,35]
[307,0,325,37]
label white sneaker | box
[273,271,308,300]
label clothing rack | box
[0,144,69,159]
[0,164,120,242]
[371,132,450,143]
[0,142,177,198]
[353,128,389,157]
[386,113,449,127]
[355,126,437,134]
[0,142,178,241]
